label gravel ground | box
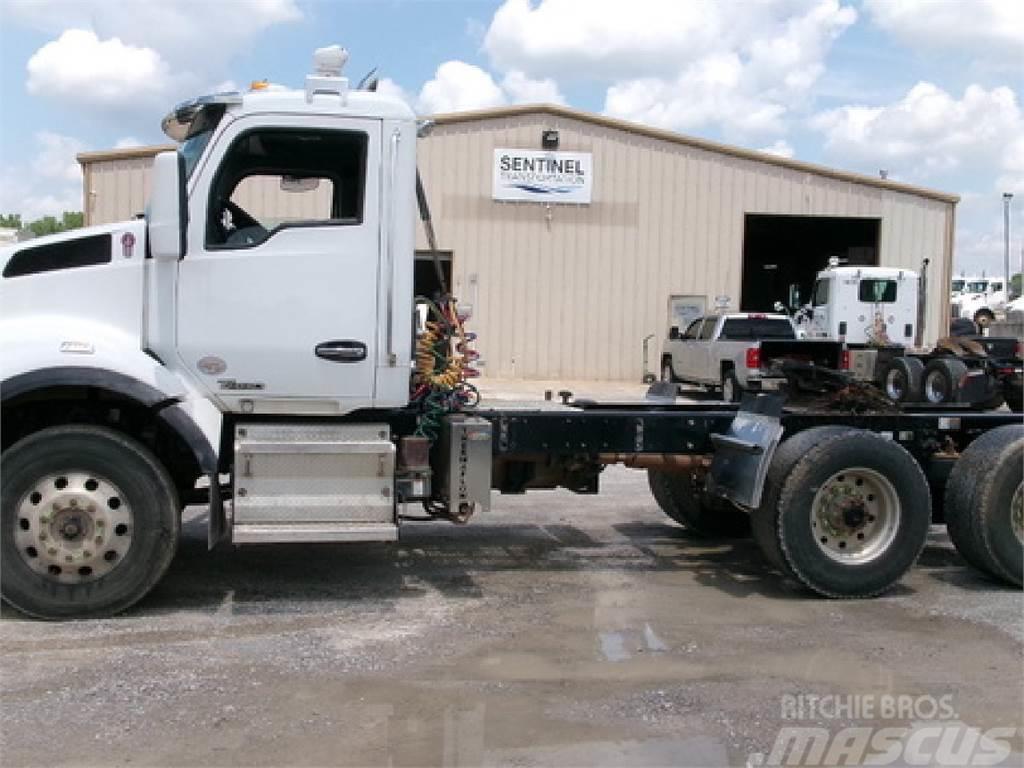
[2,463,1022,767]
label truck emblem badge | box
[217,379,266,391]
[120,232,136,259]
[197,356,227,375]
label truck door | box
[808,277,832,338]
[685,315,719,383]
[175,115,382,413]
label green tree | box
[26,211,84,237]
[0,213,22,229]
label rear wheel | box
[945,425,1023,587]
[661,358,677,384]
[752,426,857,575]
[721,370,742,403]
[647,470,750,537]
[1,426,180,619]
[882,357,924,404]
[923,358,968,404]
[765,430,931,597]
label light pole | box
[1003,192,1013,299]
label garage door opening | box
[741,215,880,312]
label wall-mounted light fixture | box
[542,130,559,150]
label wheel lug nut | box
[69,499,78,508]
[39,532,47,541]
[83,551,91,558]
[65,555,73,563]
[95,536,103,545]
[47,548,58,556]
[95,520,104,528]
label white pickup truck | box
[660,313,842,401]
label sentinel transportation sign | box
[492,149,592,203]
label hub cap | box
[1012,482,1024,547]
[884,369,905,400]
[14,472,133,584]
[923,371,949,404]
[811,467,900,564]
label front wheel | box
[764,430,931,597]
[1,426,180,619]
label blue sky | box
[1,0,1021,275]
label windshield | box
[178,105,226,181]
[966,280,988,293]
[951,280,965,292]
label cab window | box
[812,279,830,306]
[858,279,897,303]
[206,128,367,249]
[698,317,718,340]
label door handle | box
[315,340,367,363]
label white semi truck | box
[1,48,1021,619]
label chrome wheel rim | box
[884,369,905,401]
[924,371,948,403]
[14,471,133,584]
[811,467,901,564]
[1012,483,1024,547]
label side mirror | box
[669,326,680,340]
[148,151,187,260]
[773,301,786,313]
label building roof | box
[429,104,959,204]
[76,103,957,204]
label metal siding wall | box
[420,116,954,380]
[80,119,954,380]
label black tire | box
[771,430,931,598]
[944,425,1023,587]
[647,470,750,537]
[721,369,742,403]
[1,426,180,619]
[881,357,924,404]
[1005,384,1023,413]
[660,357,678,383]
[752,427,858,576]
[922,358,968,404]
[973,309,995,329]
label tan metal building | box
[78,104,957,381]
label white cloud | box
[15,1,301,111]
[35,131,87,182]
[484,0,856,138]
[114,137,143,149]
[0,133,88,222]
[375,77,410,105]
[758,139,796,158]
[27,29,173,108]
[501,70,564,105]
[864,0,1024,65]
[811,82,1023,177]
[417,61,507,114]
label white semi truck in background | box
[1,47,1021,619]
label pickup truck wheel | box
[944,425,1023,587]
[771,430,931,598]
[1,426,180,619]
[751,426,857,576]
[646,470,750,537]
[882,357,924,403]
[721,370,742,403]
[922,358,968,404]
[660,358,678,384]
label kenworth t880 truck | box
[1,48,1021,619]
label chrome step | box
[232,522,398,544]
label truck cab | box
[800,266,919,347]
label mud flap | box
[706,393,784,509]
[207,472,228,549]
